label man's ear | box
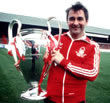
[86,20,88,25]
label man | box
[44,2,100,103]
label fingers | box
[14,64,19,68]
[51,49,64,64]
[43,49,64,64]
[43,51,49,60]
[14,62,20,71]
[51,49,59,57]
[14,65,20,71]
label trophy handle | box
[8,19,22,42]
[8,19,22,63]
[38,17,63,95]
[47,17,62,48]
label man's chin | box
[71,31,81,35]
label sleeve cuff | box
[60,58,69,69]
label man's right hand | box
[14,61,20,71]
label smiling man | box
[44,2,100,103]
[67,3,88,39]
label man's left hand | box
[51,49,64,64]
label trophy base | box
[21,86,47,101]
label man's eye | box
[69,17,84,21]
[77,17,83,21]
[69,17,75,21]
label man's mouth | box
[72,27,80,30]
[72,25,80,29]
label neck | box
[70,32,84,40]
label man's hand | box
[43,50,49,60]
[14,61,20,71]
[51,49,64,64]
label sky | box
[0,0,110,29]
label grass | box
[86,52,110,103]
[0,49,110,103]
[0,49,44,103]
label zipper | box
[62,40,74,103]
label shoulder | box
[84,36,100,50]
[89,39,100,52]
[90,39,99,47]
[54,32,68,39]
[85,36,99,46]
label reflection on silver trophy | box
[7,17,62,100]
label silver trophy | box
[7,17,62,100]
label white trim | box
[67,42,100,77]
[62,40,74,103]
[67,32,87,41]
[62,71,66,103]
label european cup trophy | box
[7,17,62,101]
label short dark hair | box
[66,2,89,21]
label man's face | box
[67,9,88,38]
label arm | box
[51,43,100,81]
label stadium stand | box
[0,12,110,50]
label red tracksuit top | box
[46,32,100,103]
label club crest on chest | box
[76,47,86,58]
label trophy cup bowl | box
[19,28,48,100]
[7,17,62,101]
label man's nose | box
[74,19,79,25]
